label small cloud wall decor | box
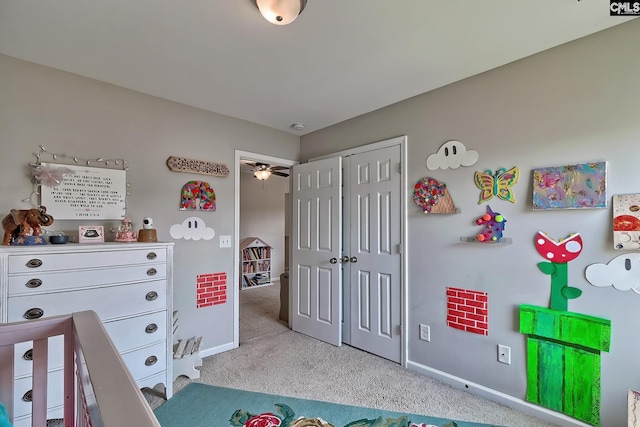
[170,216,215,241]
[426,140,479,170]
[586,253,640,294]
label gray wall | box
[0,54,299,355]
[300,19,640,427]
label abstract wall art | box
[532,162,607,210]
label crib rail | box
[0,310,160,427]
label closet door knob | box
[329,258,338,264]
[147,252,157,260]
[145,323,158,334]
[26,278,42,288]
[24,308,44,320]
[341,256,350,263]
[26,259,43,268]
[145,355,158,366]
[350,256,358,263]
[145,291,158,301]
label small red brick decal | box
[446,287,488,335]
[196,272,227,308]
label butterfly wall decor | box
[474,166,519,204]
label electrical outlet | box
[419,324,430,342]
[498,344,511,364]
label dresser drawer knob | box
[25,278,43,288]
[147,268,157,276]
[147,252,157,260]
[145,355,158,366]
[145,323,158,334]
[22,390,33,402]
[145,291,158,301]
[23,349,33,361]
[24,308,44,320]
[26,259,43,268]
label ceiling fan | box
[246,162,290,180]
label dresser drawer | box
[12,369,64,418]
[104,311,167,353]
[8,247,166,274]
[7,263,166,296]
[12,311,167,377]
[7,280,166,322]
[121,341,167,381]
[12,335,65,379]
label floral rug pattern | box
[231,403,458,427]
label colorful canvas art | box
[532,162,606,210]
[613,193,640,250]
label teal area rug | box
[154,383,504,427]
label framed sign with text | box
[40,163,127,220]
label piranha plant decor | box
[520,231,611,426]
[534,231,583,311]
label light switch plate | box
[219,235,231,248]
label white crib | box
[0,310,160,427]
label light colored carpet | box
[149,282,559,427]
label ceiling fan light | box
[254,169,272,180]
[256,0,306,25]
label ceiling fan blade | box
[270,165,290,171]
[272,171,289,177]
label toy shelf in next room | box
[239,237,272,289]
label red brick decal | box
[196,272,227,308]
[446,287,488,335]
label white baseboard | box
[406,360,590,427]
[198,341,236,359]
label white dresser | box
[0,242,174,426]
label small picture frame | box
[78,225,104,243]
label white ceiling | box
[0,1,635,135]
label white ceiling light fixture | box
[255,0,307,25]
[254,169,272,180]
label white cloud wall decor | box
[170,216,215,241]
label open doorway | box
[234,151,297,347]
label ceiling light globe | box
[254,169,272,180]
[256,0,306,25]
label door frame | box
[309,135,408,367]
[233,150,298,348]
